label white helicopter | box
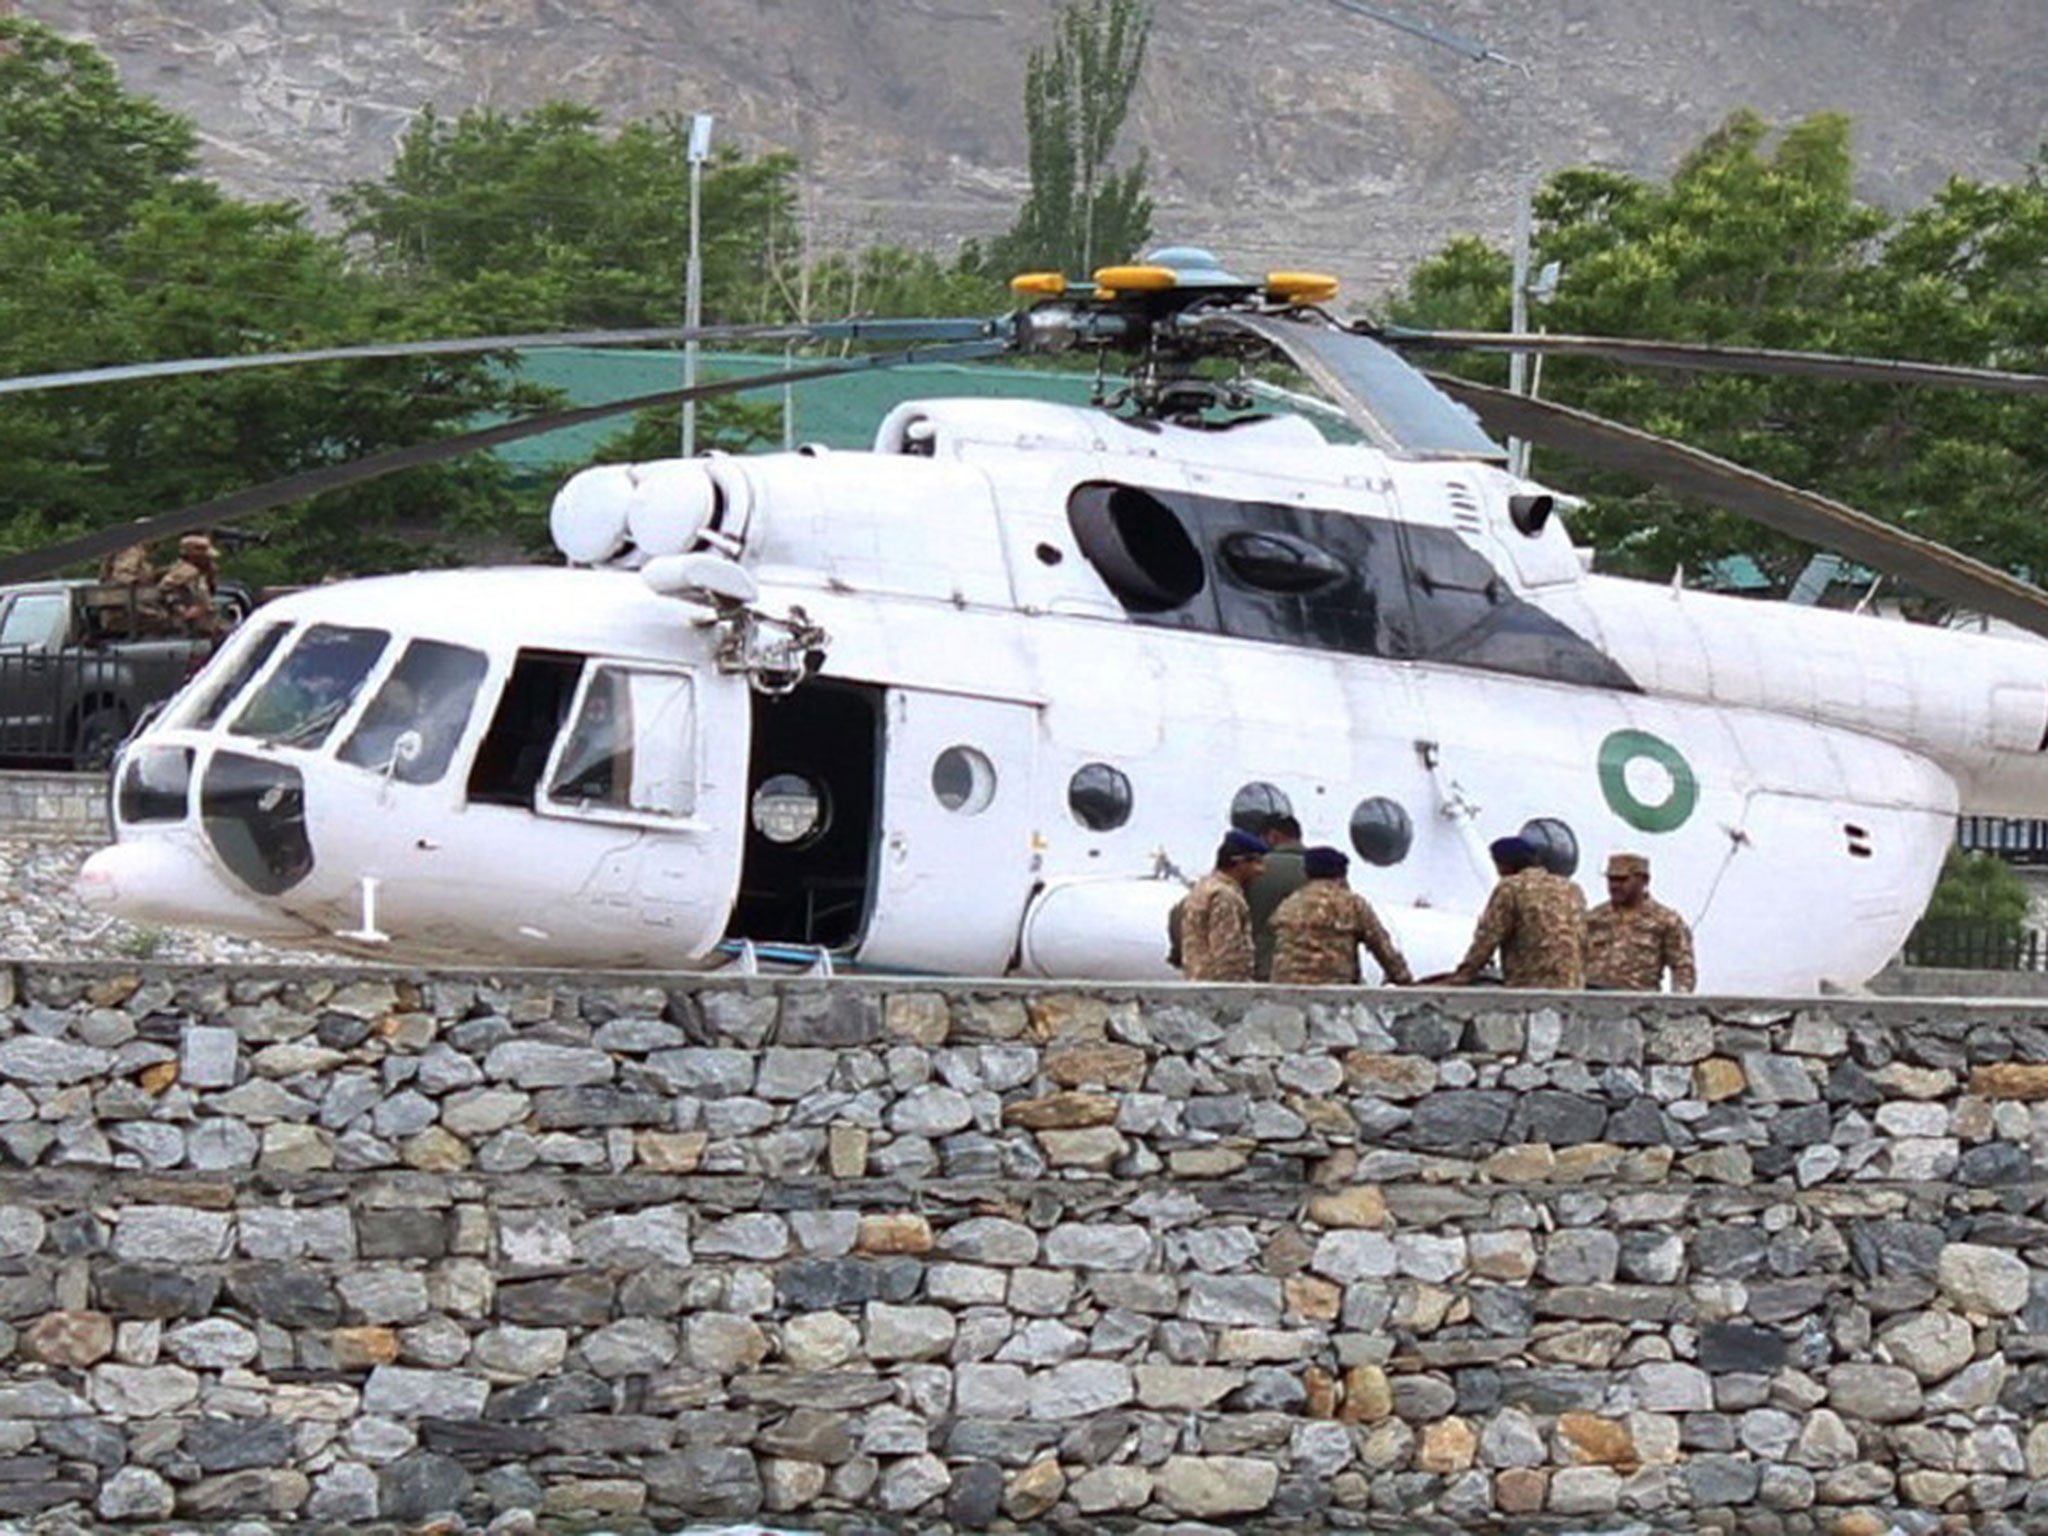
[13,247,2048,992]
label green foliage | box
[334,103,802,329]
[1390,111,2048,594]
[1923,847,2031,932]
[0,17,199,240]
[987,0,1154,277]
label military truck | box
[0,579,251,770]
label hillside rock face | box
[22,0,2048,297]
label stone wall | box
[3,965,2048,1533]
[0,772,107,839]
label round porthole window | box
[1349,797,1413,866]
[1519,816,1579,877]
[932,746,998,814]
[1230,782,1291,834]
[1068,763,1133,831]
[752,773,829,845]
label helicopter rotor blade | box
[1433,374,2048,641]
[0,337,1008,585]
[1388,327,2048,396]
[0,316,1013,398]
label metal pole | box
[683,114,714,457]
[1507,173,1533,478]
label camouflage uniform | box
[1270,878,1414,985]
[157,559,216,634]
[1453,867,1588,988]
[1245,843,1307,981]
[101,544,154,586]
[1179,870,1255,982]
[1586,898,1697,992]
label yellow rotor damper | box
[1265,271,1340,305]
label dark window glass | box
[1218,531,1347,594]
[932,746,997,814]
[1068,483,1206,612]
[339,639,489,785]
[1069,763,1133,831]
[753,772,829,845]
[187,622,290,728]
[467,650,585,808]
[1230,782,1290,833]
[1520,816,1579,877]
[229,624,388,749]
[117,746,192,824]
[200,752,313,895]
[1350,797,1413,866]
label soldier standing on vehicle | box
[1178,829,1268,982]
[1585,851,1697,992]
[1449,835,1588,988]
[100,542,155,587]
[1270,845,1414,986]
[1246,812,1307,980]
[158,534,220,636]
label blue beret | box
[1490,836,1538,870]
[1222,829,1268,859]
[1304,846,1348,879]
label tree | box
[0,16,199,240]
[987,0,1154,277]
[1389,112,2048,594]
[0,19,535,580]
[335,103,802,330]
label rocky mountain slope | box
[22,0,2048,298]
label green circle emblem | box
[1598,729,1698,833]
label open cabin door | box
[857,689,1041,975]
[730,681,883,952]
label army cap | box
[1605,852,1650,878]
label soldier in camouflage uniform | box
[1586,851,1697,992]
[157,533,221,636]
[1450,835,1588,989]
[1177,829,1267,982]
[1245,813,1307,981]
[1270,846,1414,985]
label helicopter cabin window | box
[1068,763,1133,831]
[1519,816,1579,877]
[931,746,997,815]
[117,745,194,825]
[1231,781,1291,834]
[338,639,490,785]
[544,663,696,820]
[467,650,583,806]
[227,624,388,749]
[1350,797,1413,866]
[1067,483,1206,613]
[175,620,289,729]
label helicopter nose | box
[80,840,305,935]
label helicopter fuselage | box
[81,397,2048,993]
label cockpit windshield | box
[338,639,489,784]
[228,624,388,749]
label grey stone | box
[1404,1090,1514,1153]
[483,1040,615,1088]
[377,1452,471,1522]
[184,1418,295,1473]
[644,1445,764,1518]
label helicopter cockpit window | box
[178,621,290,730]
[1067,483,1206,613]
[1230,781,1291,834]
[338,639,490,785]
[545,663,697,819]
[227,624,387,750]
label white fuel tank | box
[1018,876,1183,981]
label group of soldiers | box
[96,534,223,636]
[1175,814,1697,992]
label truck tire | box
[71,705,131,772]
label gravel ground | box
[0,832,319,966]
